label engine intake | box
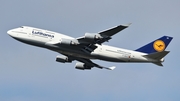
[75,62,91,70]
[56,55,72,63]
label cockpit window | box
[20,26,24,28]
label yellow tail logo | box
[153,40,166,52]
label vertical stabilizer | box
[136,36,173,54]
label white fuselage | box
[7,26,158,63]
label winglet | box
[122,23,132,27]
[103,66,116,70]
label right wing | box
[77,23,131,45]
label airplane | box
[7,23,173,70]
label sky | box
[0,0,180,101]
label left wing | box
[77,23,131,45]
[55,54,115,70]
[75,58,116,70]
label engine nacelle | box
[56,55,72,63]
[84,33,102,41]
[75,62,91,70]
[60,38,79,45]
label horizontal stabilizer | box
[153,62,163,66]
[144,51,170,60]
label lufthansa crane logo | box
[153,40,165,52]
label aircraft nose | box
[7,29,18,38]
[7,29,13,36]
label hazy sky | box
[0,0,179,101]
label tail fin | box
[135,36,173,54]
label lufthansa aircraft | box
[7,24,173,70]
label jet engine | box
[60,38,79,45]
[75,62,91,70]
[84,33,102,41]
[56,55,72,63]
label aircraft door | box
[28,32,32,37]
[122,52,132,62]
[129,54,134,62]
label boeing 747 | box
[7,24,173,70]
